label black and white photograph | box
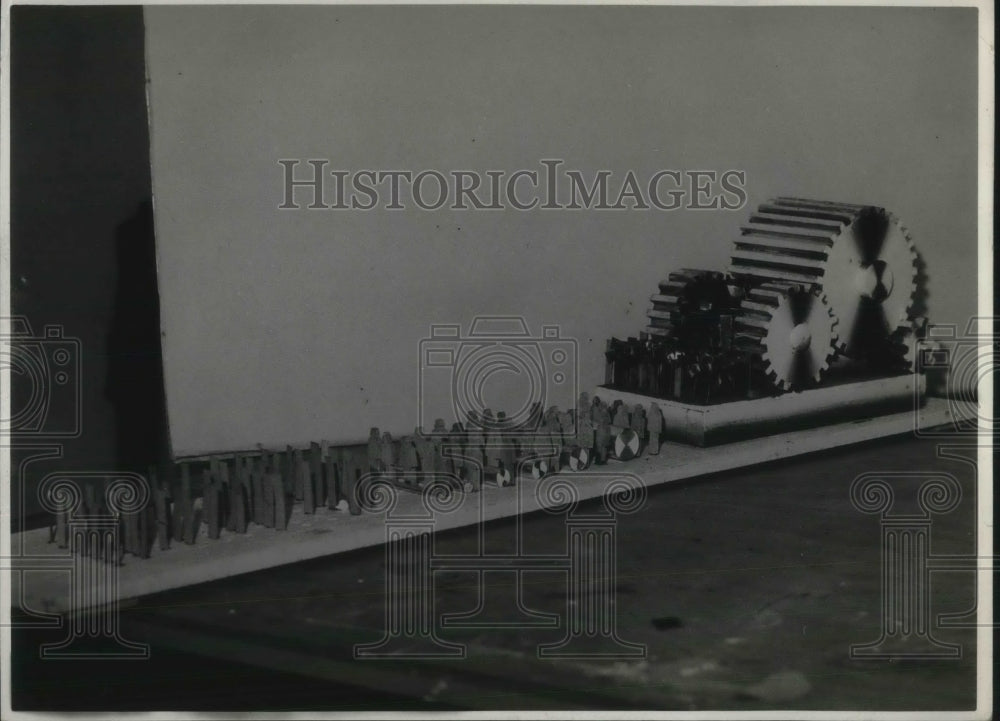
[1,1,993,716]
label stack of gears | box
[607,197,923,401]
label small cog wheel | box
[735,282,838,391]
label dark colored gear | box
[646,269,737,348]
[861,317,926,373]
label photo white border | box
[0,0,992,719]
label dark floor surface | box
[12,435,985,711]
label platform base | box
[13,396,963,616]
[595,373,925,446]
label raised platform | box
[595,373,923,445]
[12,397,962,615]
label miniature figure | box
[300,458,315,514]
[647,402,664,455]
[150,469,169,550]
[595,418,612,465]
[591,395,606,424]
[179,463,197,545]
[310,442,324,507]
[464,415,485,491]
[576,406,595,452]
[611,401,630,436]
[231,480,248,532]
[367,427,381,472]
[380,431,397,481]
[546,416,563,473]
[204,468,221,539]
[495,411,516,480]
[252,456,265,524]
[398,433,419,485]
[449,422,474,491]
[631,404,647,449]
[484,421,504,482]
[341,448,362,515]
[270,470,288,529]
[558,409,574,440]
[221,459,239,532]
[324,454,340,510]
[137,501,153,559]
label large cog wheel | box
[735,282,838,391]
[729,198,918,357]
[824,207,918,357]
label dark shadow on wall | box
[11,6,166,528]
[106,199,170,474]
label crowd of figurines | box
[47,393,666,565]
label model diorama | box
[47,196,931,564]
[606,196,921,401]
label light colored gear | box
[729,198,918,357]
[646,268,734,341]
[734,282,839,391]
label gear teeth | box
[865,317,925,372]
[741,300,777,314]
[739,224,840,243]
[644,268,736,341]
[757,203,856,224]
[797,288,836,386]
[729,198,848,286]
[747,211,846,232]
[735,284,837,392]
[734,198,919,359]
[772,197,870,213]
[736,234,835,254]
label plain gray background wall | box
[144,6,979,457]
